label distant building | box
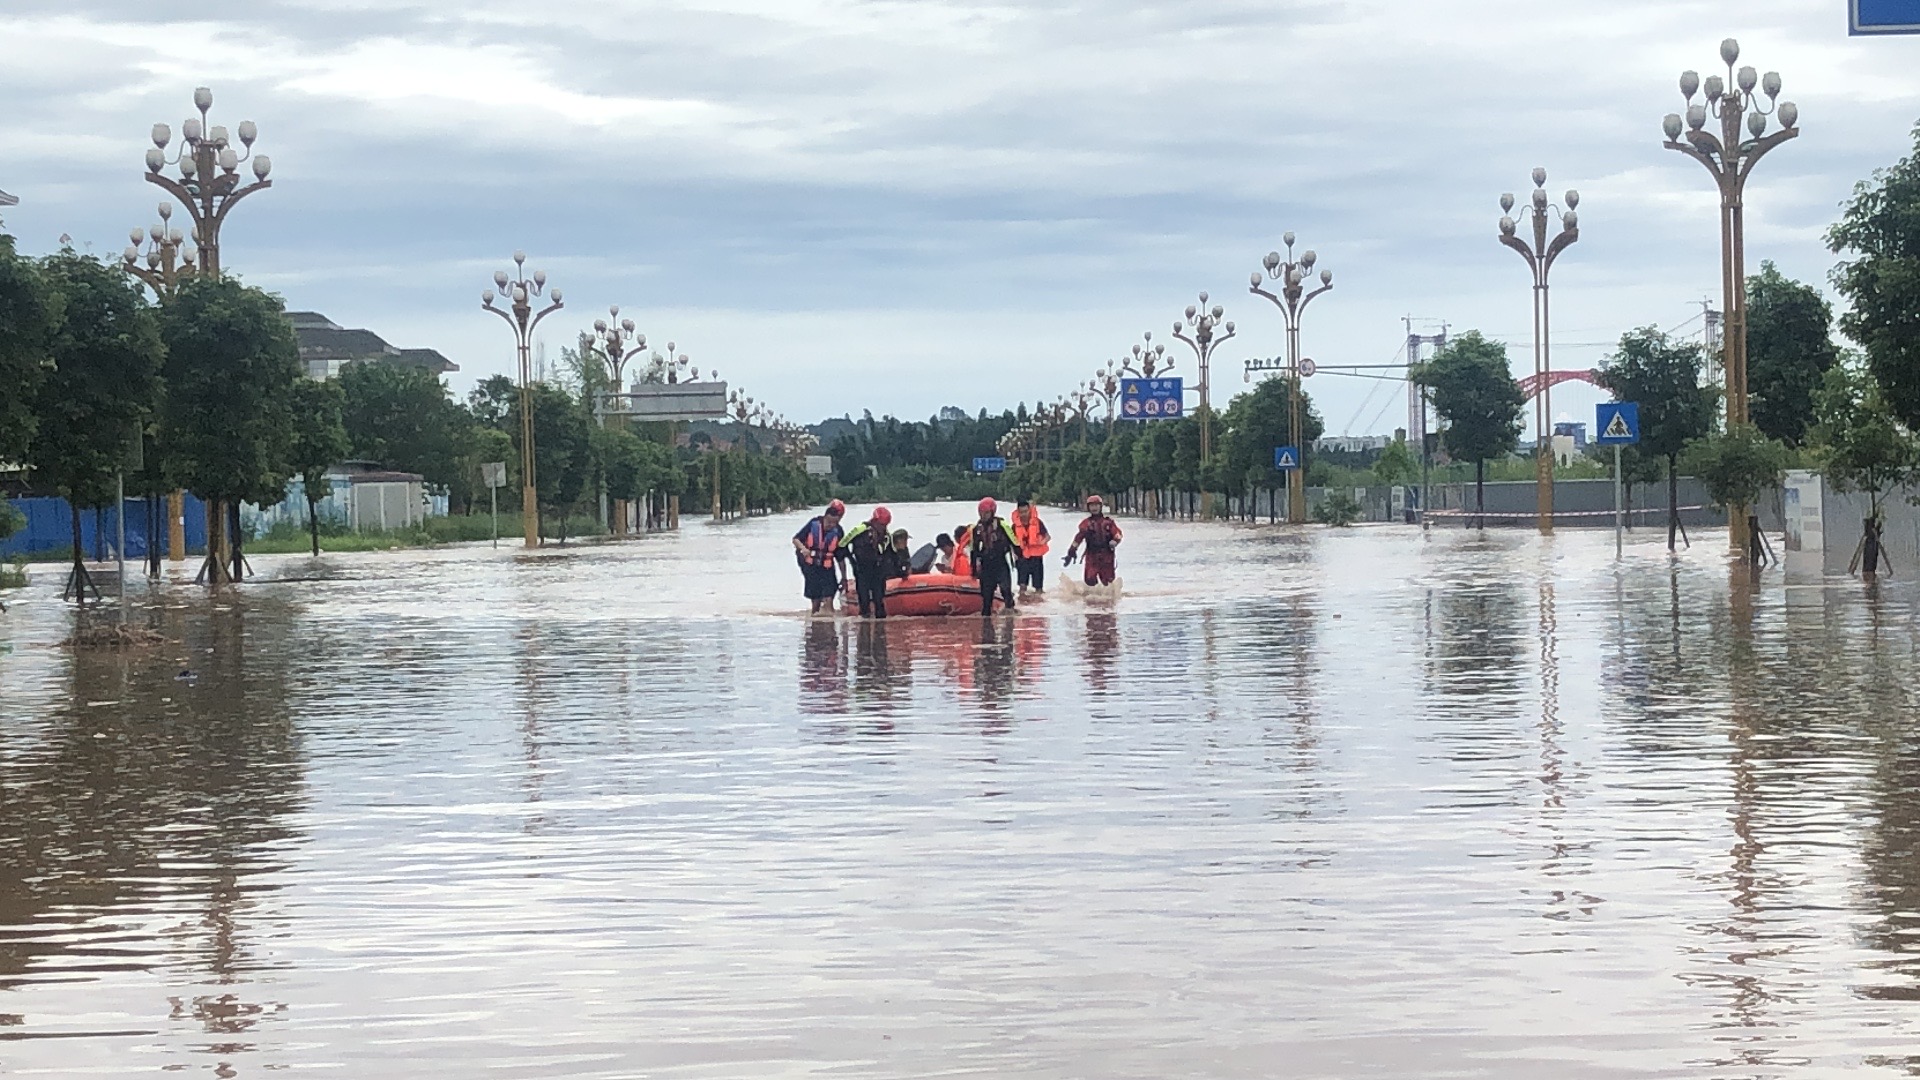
[1314,435,1392,454]
[244,461,444,536]
[289,311,457,380]
[1553,421,1587,450]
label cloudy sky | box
[3,0,1918,436]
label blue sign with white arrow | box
[1595,402,1640,445]
[1273,446,1301,471]
[1853,0,1920,34]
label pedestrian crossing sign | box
[1595,402,1640,445]
[1273,446,1300,470]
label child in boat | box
[887,530,915,579]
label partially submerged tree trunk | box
[63,500,98,604]
[228,502,245,583]
[306,491,322,557]
[1474,460,1486,530]
[1667,454,1680,552]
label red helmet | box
[1087,495,1104,507]
[977,497,997,516]
[872,506,892,527]
[826,499,846,517]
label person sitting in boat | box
[951,523,974,578]
[910,533,946,575]
[792,499,846,615]
[1064,495,1123,587]
[934,533,956,574]
[969,498,1020,614]
[838,506,896,619]
[887,529,915,579]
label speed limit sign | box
[1300,358,1317,378]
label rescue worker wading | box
[1010,497,1051,597]
[838,506,896,619]
[1064,495,1123,586]
[968,497,1020,614]
[792,499,847,614]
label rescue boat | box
[841,572,1009,616]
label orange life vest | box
[1011,508,1049,557]
[952,525,973,577]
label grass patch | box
[246,513,612,555]
[0,557,27,589]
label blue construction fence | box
[0,494,209,560]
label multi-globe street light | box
[1170,294,1235,518]
[481,253,563,549]
[1249,234,1333,524]
[1123,333,1175,378]
[122,87,273,570]
[1661,37,1798,559]
[1496,170,1580,536]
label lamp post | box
[1170,296,1235,519]
[1662,38,1798,560]
[1496,171,1580,536]
[1123,332,1175,378]
[481,253,563,549]
[1249,234,1332,524]
[590,308,647,534]
[122,87,273,569]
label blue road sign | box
[1853,0,1920,34]
[972,456,1006,473]
[1273,446,1301,471]
[1595,402,1641,445]
[1120,377,1184,420]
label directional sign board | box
[1273,446,1301,471]
[480,461,507,488]
[1120,377,1184,420]
[598,382,729,421]
[1595,402,1640,445]
[973,456,1006,473]
[1853,0,1920,34]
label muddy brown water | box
[2,512,1919,1077]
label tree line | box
[0,242,823,593]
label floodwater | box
[3,511,1920,1078]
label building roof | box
[292,311,458,375]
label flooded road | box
[4,511,1920,1077]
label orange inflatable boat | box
[841,572,1008,616]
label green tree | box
[1830,121,1920,430]
[29,252,165,600]
[1219,378,1322,522]
[1684,424,1788,561]
[338,360,468,490]
[1371,435,1417,488]
[1746,261,1840,447]
[0,234,58,465]
[158,276,302,584]
[507,383,592,539]
[287,378,350,557]
[1597,327,1717,549]
[1413,330,1524,525]
[1810,358,1919,575]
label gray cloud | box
[1,0,1917,430]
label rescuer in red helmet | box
[1064,495,1123,587]
[838,505,896,618]
[968,497,1020,614]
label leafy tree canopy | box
[1414,330,1524,466]
[1597,327,1717,462]
[1829,121,1920,430]
[158,275,301,505]
[1746,261,1839,446]
[0,234,59,463]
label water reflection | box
[0,599,302,1070]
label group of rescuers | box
[790,495,1124,617]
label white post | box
[491,484,499,549]
[1614,444,1623,559]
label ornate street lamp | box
[590,306,648,404]
[481,253,563,549]
[1662,37,1798,558]
[121,87,273,569]
[126,87,272,283]
[1249,234,1333,524]
[1497,171,1579,536]
[1123,332,1175,378]
[1170,294,1235,517]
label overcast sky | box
[3,0,1918,436]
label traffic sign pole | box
[1614,444,1622,559]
